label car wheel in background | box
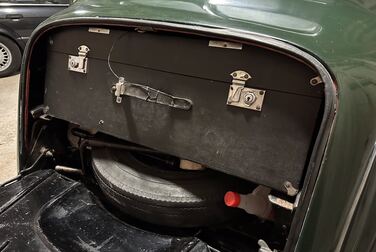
[0,35,21,78]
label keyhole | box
[244,92,256,106]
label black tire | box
[92,147,250,227]
[0,35,21,78]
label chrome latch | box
[227,70,265,111]
[68,45,90,73]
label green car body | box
[18,0,376,251]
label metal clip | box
[227,70,265,111]
[68,45,90,73]
[113,77,126,103]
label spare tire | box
[92,147,250,227]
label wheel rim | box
[0,42,12,72]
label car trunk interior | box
[13,24,327,251]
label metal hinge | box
[68,45,90,74]
[30,105,51,121]
[227,70,265,111]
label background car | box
[0,0,70,77]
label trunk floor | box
[0,170,210,251]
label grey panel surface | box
[43,27,323,192]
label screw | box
[99,120,104,125]
[256,106,261,110]
[244,74,249,79]
[232,73,237,77]
[259,90,264,95]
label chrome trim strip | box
[335,142,376,252]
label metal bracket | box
[112,77,192,110]
[68,45,90,73]
[227,70,265,111]
[294,192,301,208]
[310,76,323,86]
[283,181,299,196]
[30,105,51,121]
[209,40,242,50]
[268,195,294,211]
[258,240,278,252]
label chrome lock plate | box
[227,70,265,111]
[68,45,90,73]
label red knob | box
[224,191,240,207]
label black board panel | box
[49,27,323,98]
[44,27,323,192]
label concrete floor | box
[0,75,19,183]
